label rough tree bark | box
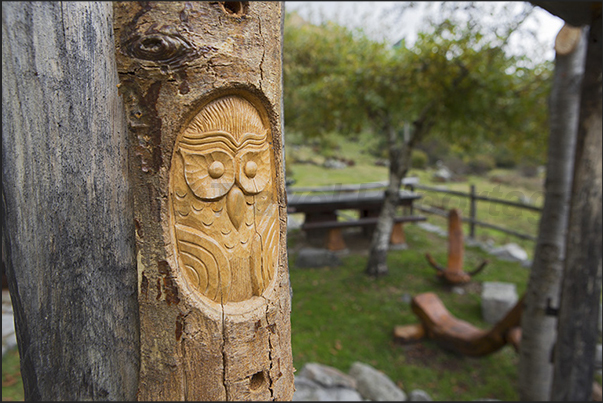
[517,23,586,401]
[365,109,434,277]
[551,9,602,401]
[2,2,139,400]
[113,2,294,400]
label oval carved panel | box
[169,94,278,304]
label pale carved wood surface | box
[171,94,278,304]
[113,2,293,401]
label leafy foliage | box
[283,7,552,163]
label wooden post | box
[469,184,476,239]
[517,23,585,401]
[551,10,602,401]
[2,2,139,400]
[425,208,488,284]
[113,2,294,400]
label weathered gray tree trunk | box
[366,109,434,277]
[113,2,294,400]
[551,10,602,401]
[365,123,410,277]
[517,23,586,401]
[2,2,139,400]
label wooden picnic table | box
[286,185,426,250]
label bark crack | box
[257,15,266,89]
[265,298,275,400]
[180,336,189,400]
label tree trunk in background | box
[365,124,411,277]
[517,24,586,401]
[365,107,434,277]
[2,2,139,400]
[551,11,602,401]
[113,2,294,400]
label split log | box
[411,292,524,356]
[113,2,293,400]
[425,208,488,284]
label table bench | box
[287,180,427,251]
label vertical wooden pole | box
[469,184,476,239]
[2,2,139,400]
[113,2,293,400]
[551,12,602,401]
[518,23,585,401]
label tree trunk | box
[551,11,602,401]
[365,106,434,277]
[517,24,586,401]
[113,2,294,400]
[365,124,410,277]
[2,2,139,400]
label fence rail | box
[406,183,542,242]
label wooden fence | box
[405,183,542,242]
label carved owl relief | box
[170,95,278,304]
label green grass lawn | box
[2,348,23,401]
[288,224,529,401]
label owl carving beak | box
[226,186,246,230]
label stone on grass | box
[488,243,528,262]
[295,247,341,268]
[292,369,363,401]
[298,362,357,389]
[409,389,433,401]
[349,361,407,401]
[481,282,518,324]
[324,159,348,170]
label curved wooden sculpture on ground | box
[425,208,488,284]
[406,292,524,357]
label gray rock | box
[417,222,447,237]
[595,344,602,370]
[433,162,453,183]
[349,361,407,401]
[409,389,432,401]
[296,247,342,268]
[293,375,363,401]
[481,282,518,324]
[433,167,453,182]
[465,237,481,247]
[451,286,465,295]
[324,159,348,170]
[489,243,528,262]
[298,362,357,389]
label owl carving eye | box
[244,161,258,178]
[180,149,235,200]
[236,148,270,194]
[208,161,225,179]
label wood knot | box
[124,33,197,66]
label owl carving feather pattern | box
[170,95,277,304]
